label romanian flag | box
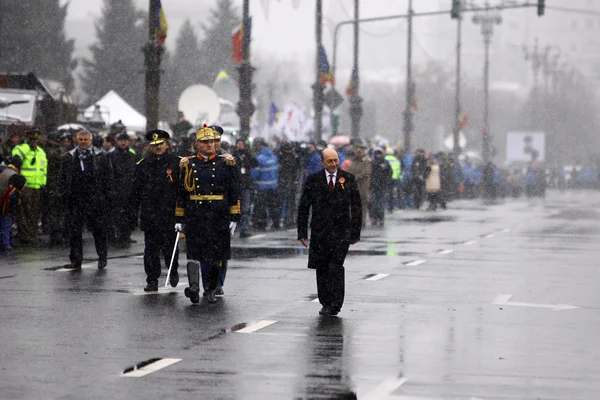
[345,64,359,97]
[268,102,280,126]
[456,110,468,130]
[408,81,418,112]
[319,46,335,85]
[232,17,253,63]
[154,0,168,45]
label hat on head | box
[195,124,217,141]
[253,137,267,147]
[26,128,41,138]
[117,132,130,141]
[207,125,224,139]
[146,129,170,145]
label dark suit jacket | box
[297,169,362,249]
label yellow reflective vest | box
[385,154,401,180]
[12,143,47,189]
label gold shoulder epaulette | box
[220,154,236,166]
[136,158,145,165]
[179,156,193,168]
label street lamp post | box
[349,0,362,141]
[472,2,501,164]
[403,0,414,151]
[453,12,463,160]
[144,0,162,132]
[237,0,255,141]
[313,0,324,143]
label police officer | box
[178,125,241,304]
[12,128,47,245]
[130,130,182,292]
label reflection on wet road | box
[1,191,600,399]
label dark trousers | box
[253,189,281,230]
[18,188,40,243]
[279,184,297,228]
[144,230,179,284]
[113,205,133,242]
[371,188,386,223]
[201,260,227,290]
[68,205,107,266]
[311,240,350,312]
[239,189,253,234]
[0,215,12,249]
[412,180,425,209]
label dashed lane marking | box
[311,298,320,303]
[437,249,454,255]
[248,234,266,240]
[483,233,495,238]
[121,358,182,377]
[501,228,511,233]
[363,377,407,400]
[404,259,427,266]
[56,263,95,272]
[365,273,390,281]
[132,285,185,295]
[235,320,278,333]
[463,240,476,245]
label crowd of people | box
[0,121,594,255]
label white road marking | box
[363,377,407,400]
[500,228,511,233]
[134,255,144,259]
[492,294,580,311]
[132,285,185,295]
[57,263,95,272]
[121,358,181,377]
[404,259,426,266]
[249,234,266,240]
[311,298,320,303]
[483,233,495,238]
[463,240,476,245]
[437,249,454,255]
[365,273,389,281]
[236,320,278,333]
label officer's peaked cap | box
[196,124,218,141]
[207,125,224,139]
[146,129,170,145]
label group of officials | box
[2,124,362,315]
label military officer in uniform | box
[130,130,182,291]
[178,125,240,304]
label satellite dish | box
[213,71,239,104]
[178,85,221,126]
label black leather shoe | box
[319,306,331,316]
[184,287,200,304]
[329,308,340,316]
[215,286,224,296]
[98,259,107,270]
[169,270,179,287]
[206,290,217,304]
[144,282,158,292]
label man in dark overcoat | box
[59,130,114,270]
[130,130,182,292]
[110,132,139,246]
[297,148,362,316]
[178,125,241,304]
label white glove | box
[174,223,182,232]
[229,222,237,237]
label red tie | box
[329,174,334,194]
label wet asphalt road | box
[2,190,600,399]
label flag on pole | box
[268,102,280,126]
[456,110,468,130]
[408,81,418,112]
[232,17,253,63]
[154,0,168,45]
[319,45,335,85]
[345,64,359,97]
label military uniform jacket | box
[297,169,362,268]
[178,152,241,261]
[110,148,138,203]
[130,152,181,232]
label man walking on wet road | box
[297,148,362,316]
